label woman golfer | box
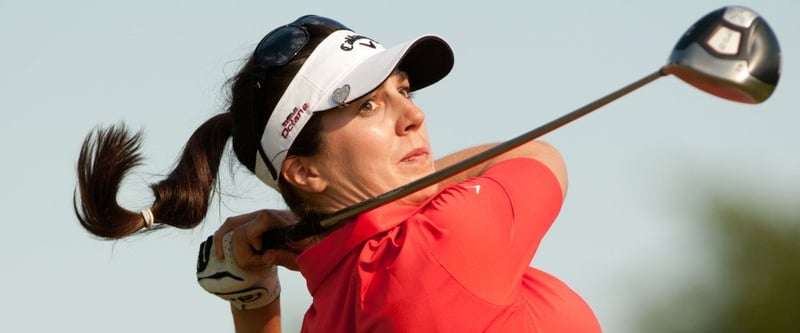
[75,15,602,332]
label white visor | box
[254,29,454,189]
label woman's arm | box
[231,300,282,333]
[434,140,567,197]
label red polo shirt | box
[296,158,602,332]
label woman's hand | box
[213,209,306,271]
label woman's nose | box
[396,100,425,135]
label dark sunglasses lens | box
[294,15,349,30]
[254,26,308,68]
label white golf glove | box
[196,232,280,310]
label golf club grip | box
[261,68,667,250]
[261,216,328,250]
[260,227,291,250]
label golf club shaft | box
[262,68,668,249]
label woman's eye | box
[359,100,377,114]
[399,88,413,99]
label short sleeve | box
[416,158,564,304]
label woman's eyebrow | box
[391,69,409,82]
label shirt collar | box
[295,201,423,294]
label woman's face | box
[300,71,437,212]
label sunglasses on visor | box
[253,15,350,72]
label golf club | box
[260,5,781,249]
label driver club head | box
[663,6,781,104]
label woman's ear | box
[282,156,327,193]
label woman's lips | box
[401,147,429,163]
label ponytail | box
[74,113,233,239]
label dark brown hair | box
[74,24,335,241]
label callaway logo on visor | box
[341,35,377,51]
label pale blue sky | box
[1,1,798,332]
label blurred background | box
[1,1,797,332]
